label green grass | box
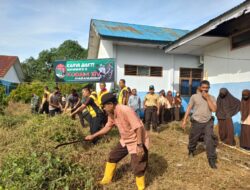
[0,103,250,190]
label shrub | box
[0,152,94,190]
[0,86,8,114]
[8,82,88,103]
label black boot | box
[208,158,217,169]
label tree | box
[22,40,88,82]
[56,40,88,60]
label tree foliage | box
[22,40,88,82]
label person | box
[105,63,113,80]
[98,82,109,106]
[240,89,250,150]
[61,95,67,109]
[158,90,166,124]
[97,83,109,125]
[127,87,132,98]
[174,92,182,121]
[49,87,62,117]
[39,93,49,114]
[216,88,240,146]
[85,93,149,190]
[143,85,159,132]
[128,88,141,118]
[166,91,175,122]
[182,80,218,169]
[71,86,104,144]
[39,86,50,114]
[64,89,85,128]
[31,93,40,114]
[99,64,106,74]
[44,86,50,95]
[118,79,129,105]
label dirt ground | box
[97,123,250,190]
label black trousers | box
[144,106,158,131]
[158,105,166,124]
[188,119,217,159]
[49,108,61,117]
[89,113,104,144]
[170,107,175,121]
[39,101,49,114]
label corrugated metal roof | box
[92,19,189,43]
[0,55,18,77]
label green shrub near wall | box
[0,86,8,114]
[7,82,89,103]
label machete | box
[55,138,88,149]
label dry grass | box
[0,103,250,190]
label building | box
[87,1,250,133]
[88,19,202,109]
[0,55,24,94]
[164,0,250,134]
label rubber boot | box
[99,162,116,185]
[136,176,145,190]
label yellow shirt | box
[144,93,159,107]
[118,87,128,105]
[42,90,50,102]
[98,89,109,105]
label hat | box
[101,93,117,105]
[149,85,154,90]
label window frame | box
[124,64,163,77]
[179,68,203,96]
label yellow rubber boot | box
[136,176,145,190]
[99,162,116,185]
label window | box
[231,29,250,49]
[124,65,137,75]
[180,68,203,96]
[137,66,150,76]
[125,65,162,77]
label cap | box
[101,93,117,105]
[149,85,154,90]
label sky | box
[0,0,246,61]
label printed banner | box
[53,58,115,82]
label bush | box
[7,82,45,103]
[0,86,8,114]
[7,81,88,104]
[0,152,94,190]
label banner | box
[53,58,115,83]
